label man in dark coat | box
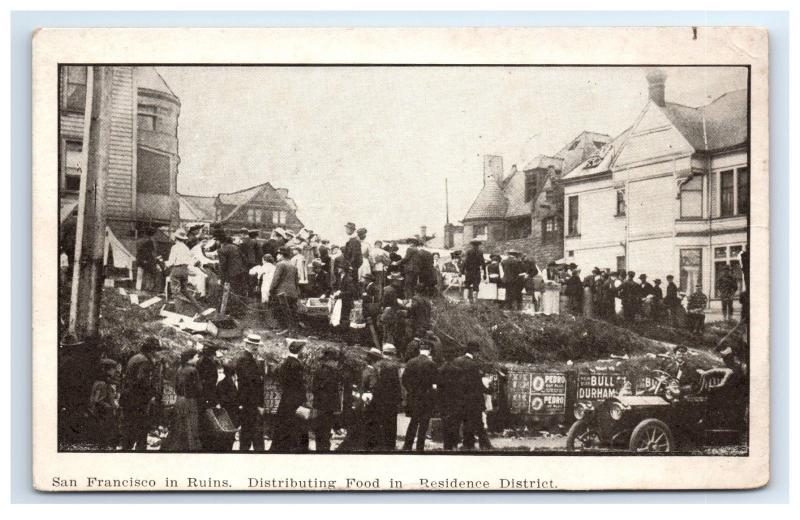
[333,256,359,332]
[438,351,462,450]
[396,238,421,297]
[463,239,486,302]
[195,342,221,450]
[343,222,363,274]
[663,274,681,325]
[269,248,300,330]
[237,227,257,270]
[271,340,309,452]
[502,250,526,310]
[716,265,739,321]
[564,268,584,316]
[215,361,239,451]
[618,271,642,322]
[120,337,164,451]
[401,343,437,451]
[311,347,340,451]
[371,344,402,451]
[135,227,161,292]
[218,234,247,317]
[415,247,436,296]
[452,341,492,450]
[235,334,265,452]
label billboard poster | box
[507,369,567,416]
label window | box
[680,176,703,218]
[615,189,626,216]
[247,208,261,224]
[472,224,487,239]
[713,245,744,298]
[737,167,749,215]
[137,104,159,132]
[541,217,559,244]
[272,210,287,225]
[524,172,538,203]
[567,195,579,235]
[679,248,703,293]
[63,141,82,191]
[63,66,87,112]
[720,170,734,217]
[136,147,171,195]
[567,141,579,151]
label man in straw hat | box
[165,228,202,313]
[235,334,265,451]
[120,337,165,451]
[271,339,309,452]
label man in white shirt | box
[290,246,308,297]
[165,229,201,312]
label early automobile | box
[566,368,747,453]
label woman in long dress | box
[165,348,202,451]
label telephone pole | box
[67,66,113,340]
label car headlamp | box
[609,402,625,421]
[573,401,593,420]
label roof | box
[561,127,632,182]
[662,89,747,152]
[523,154,563,172]
[179,194,216,222]
[462,179,508,221]
[217,182,299,223]
[135,67,179,101]
[504,168,531,218]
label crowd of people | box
[84,330,496,453]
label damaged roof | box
[179,194,216,222]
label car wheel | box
[629,418,674,453]
[566,419,601,452]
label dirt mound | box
[433,301,673,365]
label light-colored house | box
[561,69,748,305]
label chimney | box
[420,225,427,239]
[483,155,504,185]
[646,69,667,107]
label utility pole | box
[445,177,450,225]
[67,66,113,340]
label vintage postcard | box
[32,27,769,491]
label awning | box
[60,201,79,224]
[104,226,134,272]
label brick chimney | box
[420,225,427,239]
[483,155,504,185]
[646,69,667,107]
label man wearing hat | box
[401,341,437,451]
[269,247,301,331]
[311,347,340,451]
[135,226,161,293]
[271,339,309,453]
[617,270,642,322]
[453,341,493,450]
[195,340,221,450]
[396,237,422,297]
[343,222,363,273]
[120,337,164,451]
[370,344,403,451]
[165,228,202,312]
[716,264,739,322]
[463,239,486,302]
[501,250,526,310]
[686,284,709,334]
[235,334,265,451]
[564,265,584,316]
[218,233,248,317]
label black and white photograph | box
[55,63,752,455]
[30,26,771,492]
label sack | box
[204,407,238,434]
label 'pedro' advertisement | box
[507,370,567,416]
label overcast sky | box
[158,66,747,244]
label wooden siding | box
[106,67,135,219]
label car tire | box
[566,419,599,452]
[629,418,674,453]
